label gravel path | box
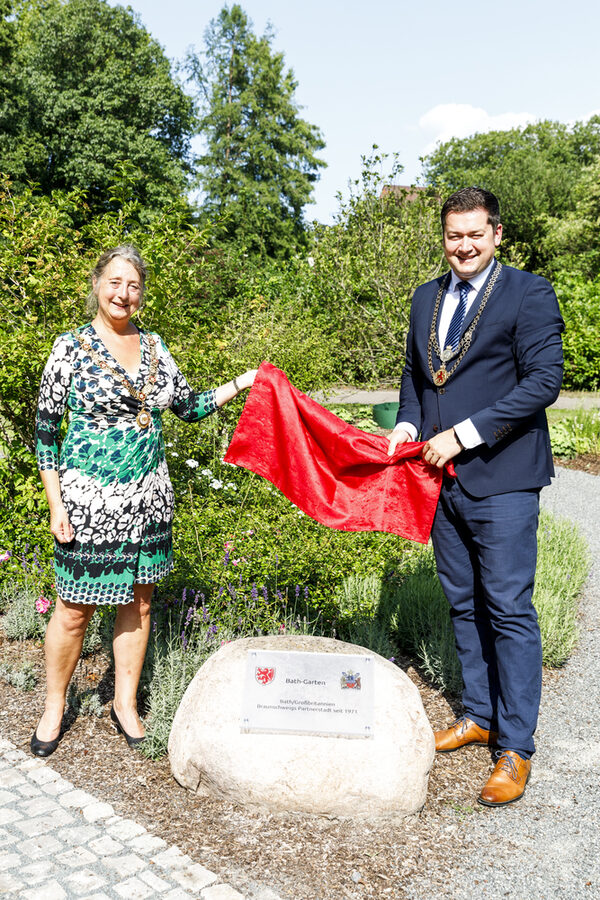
[406,466,600,900]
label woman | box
[33,245,256,756]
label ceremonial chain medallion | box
[427,263,503,387]
[73,331,158,429]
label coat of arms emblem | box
[340,669,361,690]
[255,666,276,685]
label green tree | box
[422,118,600,270]
[310,150,444,383]
[0,0,195,216]
[541,157,600,280]
[189,4,326,257]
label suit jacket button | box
[432,425,439,432]
[438,387,446,395]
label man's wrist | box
[452,427,465,451]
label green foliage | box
[0,0,194,217]
[333,510,590,694]
[553,274,600,391]
[383,549,463,694]
[0,660,37,691]
[534,511,589,667]
[67,683,104,717]
[1,581,46,640]
[188,3,326,257]
[0,177,336,552]
[311,149,444,383]
[423,118,600,270]
[541,158,600,281]
[163,411,409,619]
[549,407,600,458]
[326,405,381,433]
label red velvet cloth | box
[224,363,455,544]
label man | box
[388,187,564,807]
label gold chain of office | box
[427,262,503,387]
[72,331,159,429]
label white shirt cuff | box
[454,419,484,449]
[393,421,419,442]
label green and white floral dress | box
[35,324,217,605]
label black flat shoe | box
[110,705,145,748]
[30,727,61,758]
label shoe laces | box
[451,715,471,735]
[494,750,520,781]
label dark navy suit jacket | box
[397,262,565,498]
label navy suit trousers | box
[431,478,542,759]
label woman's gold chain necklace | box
[72,330,159,429]
[427,262,503,387]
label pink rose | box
[36,596,51,614]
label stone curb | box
[0,736,252,899]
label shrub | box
[534,511,589,667]
[332,509,590,694]
[1,582,47,641]
[0,661,38,691]
[554,273,600,391]
[549,408,600,459]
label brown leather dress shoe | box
[435,715,499,753]
[478,750,531,807]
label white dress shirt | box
[395,259,496,448]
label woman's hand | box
[236,369,258,391]
[49,504,74,543]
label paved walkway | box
[312,388,600,409]
[0,738,260,899]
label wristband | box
[233,376,241,394]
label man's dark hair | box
[441,187,501,230]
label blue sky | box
[111,0,600,222]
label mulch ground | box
[0,636,498,900]
[1,454,596,899]
[554,453,600,476]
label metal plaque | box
[240,649,374,738]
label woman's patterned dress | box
[35,324,217,605]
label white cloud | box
[418,103,537,155]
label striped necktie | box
[445,280,471,352]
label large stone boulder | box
[168,635,434,818]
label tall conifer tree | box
[190,5,326,257]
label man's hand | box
[422,428,463,468]
[387,427,411,457]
